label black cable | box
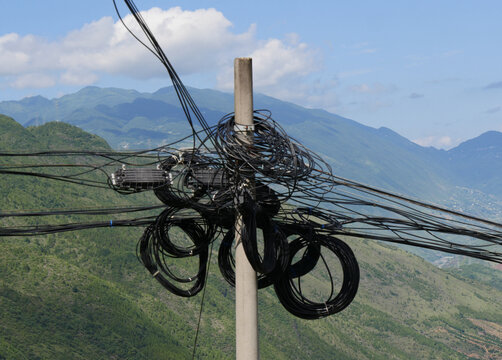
[191,237,214,360]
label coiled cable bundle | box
[138,207,216,297]
[213,111,334,201]
[273,233,359,319]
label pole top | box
[234,57,254,127]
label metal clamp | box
[234,124,255,132]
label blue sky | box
[1,0,501,149]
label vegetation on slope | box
[0,115,501,359]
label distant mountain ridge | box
[1,86,502,202]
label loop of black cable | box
[138,209,214,297]
[153,207,215,258]
[217,223,290,290]
[237,190,281,274]
[273,234,359,319]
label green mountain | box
[0,114,501,359]
[444,131,502,198]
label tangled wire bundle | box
[131,111,360,319]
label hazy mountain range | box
[1,86,502,209]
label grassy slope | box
[0,114,501,359]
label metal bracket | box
[234,124,255,132]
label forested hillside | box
[1,113,501,359]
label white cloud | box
[60,71,98,86]
[217,37,318,90]
[0,34,39,74]
[412,135,456,149]
[0,6,318,94]
[252,39,316,86]
[10,73,56,89]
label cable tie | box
[152,270,160,277]
[110,220,113,227]
[321,224,325,229]
[324,302,329,314]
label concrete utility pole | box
[234,57,259,360]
